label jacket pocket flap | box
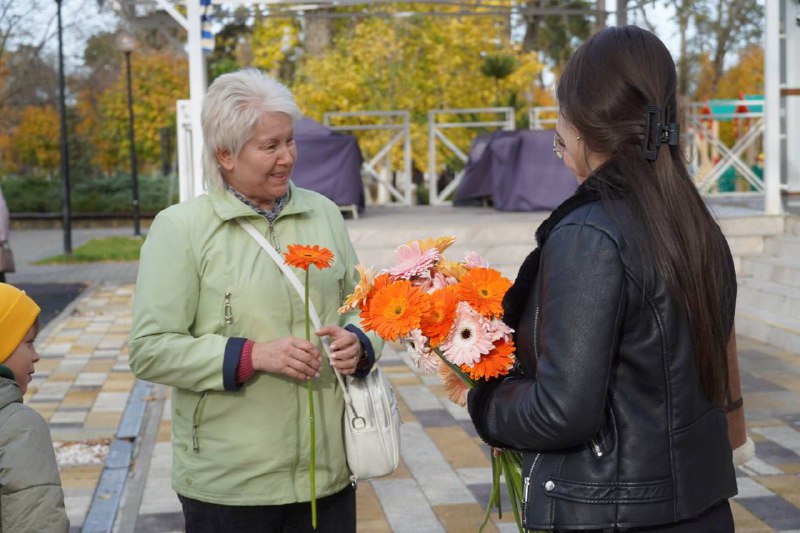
[544,477,673,504]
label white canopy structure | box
[142,0,791,213]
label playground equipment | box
[687,95,764,196]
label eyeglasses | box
[552,130,581,160]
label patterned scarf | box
[224,183,288,223]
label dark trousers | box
[555,499,734,533]
[179,485,356,533]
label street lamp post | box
[55,0,72,254]
[116,31,141,236]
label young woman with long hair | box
[468,26,744,531]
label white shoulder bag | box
[237,219,401,482]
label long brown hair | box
[557,26,729,405]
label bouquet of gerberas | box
[339,236,524,532]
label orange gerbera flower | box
[440,364,469,407]
[420,285,459,348]
[417,236,457,255]
[461,338,515,381]
[284,244,334,271]
[338,264,375,314]
[359,272,391,322]
[457,267,512,318]
[365,280,431,341]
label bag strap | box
[236,218,353,400]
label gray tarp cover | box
[456,129,577,211]
[291,118,365,208]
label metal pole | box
[124,51,141,235]
[763,0,782,215]
[187,0,208,199]
[56,0,72,254]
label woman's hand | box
[316,326,363,375]
[251,337,321,381]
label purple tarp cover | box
[291,117,365,208]
[456,129,578,211]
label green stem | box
[306,269,317,529]
[479,454,501,532]
[500,452,524,533]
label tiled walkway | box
[22,281,800,532]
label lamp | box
[116,30,140,236]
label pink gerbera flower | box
[488,318,514,343]
[430,271,456,292]
[385,241,439,280]
[464,251,488,268]
[440,302,494,366]
[406,329,440,373]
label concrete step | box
[764,235,800,258]
[724,235,765,257]
[741,256,800,289]
[737,278,800,319]
[787,216,800,236]
[718,215,784,237]
[735,302,800,355]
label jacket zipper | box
[223,291,233,325]
[590,437,604,458]
[533,306,541,363]
[268,220,280,251]
[522,452,542,523]
[192,392,209,453]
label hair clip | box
[643,104,680,161]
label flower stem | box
[305,269,317,529]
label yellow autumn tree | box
[250,15,301,79]
[4,105,61,176]
[284,5,548,173]
[693,46,764,147]
[79,49,188,174]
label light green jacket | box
[0,372,69,532]
[129,183,383,505]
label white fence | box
[427,107,515,206]
[323,111,413,211]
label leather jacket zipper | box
[533,306,540,363]
[590,437,604,458]
[192,392,209,453]
[522,452,542,524]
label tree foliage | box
[1,104,60,176]
[287,5,550,168]
[80,48,188,174]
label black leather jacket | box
[468,200,737,529]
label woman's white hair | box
[201,68,301,191]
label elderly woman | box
[129,68,381,533]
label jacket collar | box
[209,181,312,222]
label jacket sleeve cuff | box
[467,377,512,449]
[345,324,375,378]
[236,340,256,385]
[223,337,247,391]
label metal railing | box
[324,110,413,209]
[427,107,515,205]
[529,106,558,130]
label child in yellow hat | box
[0,282,69,531]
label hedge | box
[0,173,179,214]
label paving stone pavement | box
[15,281,797,532]
[7,217,800,532]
